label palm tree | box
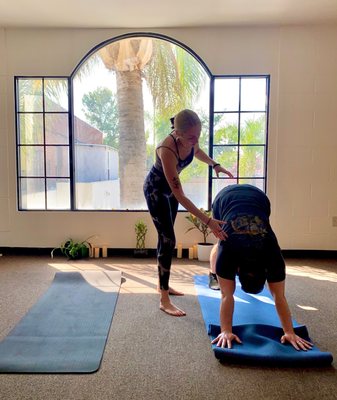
[212,115,265,179]
[239,116,265,178]
[97,36,206,208]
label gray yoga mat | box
[0,270,121,373]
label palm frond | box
[175,46,206,106]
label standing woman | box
[144,109,233,316]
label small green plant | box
[135,220,147,249]
[185,208,212,244]
[51,235,95,260]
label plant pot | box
[80,246,90,258]
[133,248,149,258]
[68,246,89,260]
[197,243,214,262]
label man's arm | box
[268,281,313,351]
[211,277,242,349]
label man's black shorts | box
[215,233,286,283]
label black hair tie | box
[170,117,175,129]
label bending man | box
[211,184,312,351]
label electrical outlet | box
[332,217,337,227]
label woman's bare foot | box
[159,300,186,317]
[157,285,184,296]
[168,287,184,296]
[159,289,186,316]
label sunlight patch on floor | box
[247,294,275,305]
[286,265,337,282]
[48,262,105,271]
[46,267,121,292]
[47,260,206,295]
[296,304,318,311]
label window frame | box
[208,74,270,208]
[14,34,270,212]
[15,76,73,211]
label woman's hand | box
[211,331,242,349]
[213,165,234,179]
[208,218,228,241]
[280,333,313,351]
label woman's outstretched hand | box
[213,165,234,179]
[208,218,227,240]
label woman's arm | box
[194,144,234,178]
[159,147,227,240]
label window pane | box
[46,146,70,177]
[45,114,69,144]
[212,76,268,199]
[18,79,43,112]
[239,145,265,177]
[46,178,70,209]
[179,160,208,209]
[19,178,45,209]
[214,79,239,112]
[213,113,238,145]
[44,79,69,112]
[74,143,121,210]
[240,113,266,145]
[239,178,264,191]
[19,114,44,144]
[20,146,44,176]
[16,77,70,210]
[241,78,266,111]
[73,37,210,210]
[212,178,238,203]
[213,146,238,177]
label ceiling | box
[1,0,337,29]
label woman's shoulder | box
[157,134,176,150]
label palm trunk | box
[116,69,146,209]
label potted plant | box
[185,209,214,261]
[51,236,94,260]
[134,220,148,257]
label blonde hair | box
[173,109,201,132]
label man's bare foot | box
[160,301,186,317]
[157,286,184,296]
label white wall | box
[1,26,337,250]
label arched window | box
[72,34,210,210]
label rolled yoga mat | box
[194,275,333,367]
[0,270,121,373]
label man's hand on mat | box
[281,333,313,351]
[211,332,242,349]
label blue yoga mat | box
[0,271,121,373]
[195,275,333,367]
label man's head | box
[236,241,267,294]
[238,267,266,294]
